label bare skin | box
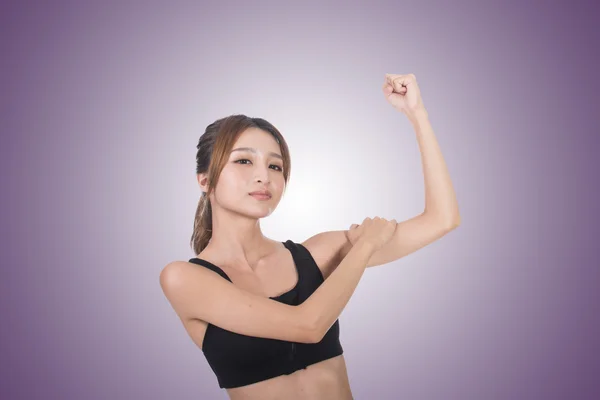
[181,238,354,400]
[167,74,461,398]
[172,127,359,398]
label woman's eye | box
[235,159,283,172]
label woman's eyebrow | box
[231,147,282,160]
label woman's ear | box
[197,173,209,192]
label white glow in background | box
[2,1,599,399]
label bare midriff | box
[226,354,353,400]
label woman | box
[160,73,460,399]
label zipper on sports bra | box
[290,342,296,360]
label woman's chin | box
[248,205,275,218]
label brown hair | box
[190,114,292,255]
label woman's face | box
[208,128,286,218]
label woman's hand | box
[346,217,397,251]
[382,73,426,120]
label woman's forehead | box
[232,129,281,155]
[230,146,282,160]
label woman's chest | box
[204,245,301,299]
[185,253,300,351]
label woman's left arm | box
[408,107,460,224]
[303,74,460,276]
[384,73,460,224]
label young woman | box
[160,73,460,399]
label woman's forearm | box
[410,109,460,225]
[299,240,375,341]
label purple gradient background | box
[2,1,599,399]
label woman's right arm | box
[159,240,376,345]
[299,239,375,341]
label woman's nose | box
[253,165,271,182]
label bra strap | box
[188,258,232,282]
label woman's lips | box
[249,193,271,200]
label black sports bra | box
[188,239,343,389]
